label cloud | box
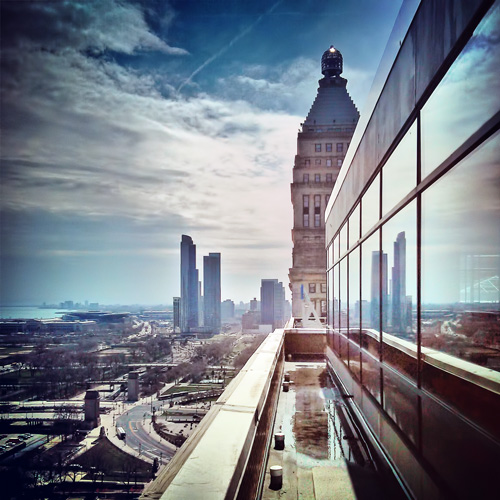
[0,1,300,303]
[1,0,187,56]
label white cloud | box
[1,32,298,301]
[5,0,187,56]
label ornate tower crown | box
[321,45,343,77]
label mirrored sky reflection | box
[0,0,403,305]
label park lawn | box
[164,381,229,395]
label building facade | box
[221,299,235,321]
[260,279,285,329]
[325,0,500,498]
[289,46,359,322]
[180,234,198,333]
[203,252,221,334]
[172,296,180,333]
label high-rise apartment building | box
[180,234,198,333]
[203,253,221,334]
[290,46,359,322]
[221,299,234,321]
[260,279,285,329]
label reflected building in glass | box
[370,250,388,331]
[391,231,407,333]
[325,0,500,498]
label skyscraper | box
[260,279,285,329]
[203,253,221,335]
[180,234,198,333]
[290,46,359,321]
[370,250,388,331]
[391,231,407,333]
[221,299,235,321]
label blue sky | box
[0,0,402,306]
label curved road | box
[116,404,176,463]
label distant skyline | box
[0,0,403,305]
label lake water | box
[0,306,66,320]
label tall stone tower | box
[289,46,359,321]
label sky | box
[0,0,403,306]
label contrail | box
[177,0,283,93]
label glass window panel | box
[339,331,348,362]
[421,132,500,372]
[421,4,500,178]
[382,121,417,216]
[361,173,380,236]
[328,268,334,326]
[327,243,333,270]
[381,201,417,343]
[348,204,360,249]
[340,257,348,332]
[349,341,361,381]
[361,350,381,402]
[382,368,419,446]
[333,264,339,331]
[333,234,339,264]
[361,230,381,334]
[421,392,498,499]
[360,329,380,360]
[339,222,347,257]
[349,248,360,344]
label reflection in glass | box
[382,121,417,215]
[333,264,339,331]
[383,369,418,446]
[361,350,380,402]
[340,257,348,332]
[349,342,361,380]
[328,268,334,327]
[361,174,380,236]
[361,231,380,332]
[339,223,348,257]
[421,132,500,371]
[349,204,360,249]
[421,4,500,178]
[382,202,417,342]
[349,248,360,344]
[333,234,339,264]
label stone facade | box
[290,46,358,320]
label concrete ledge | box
[141,329,285,500]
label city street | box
[116,403,176,464]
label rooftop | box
[263,361,385,500]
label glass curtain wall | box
[326,0,500,447]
